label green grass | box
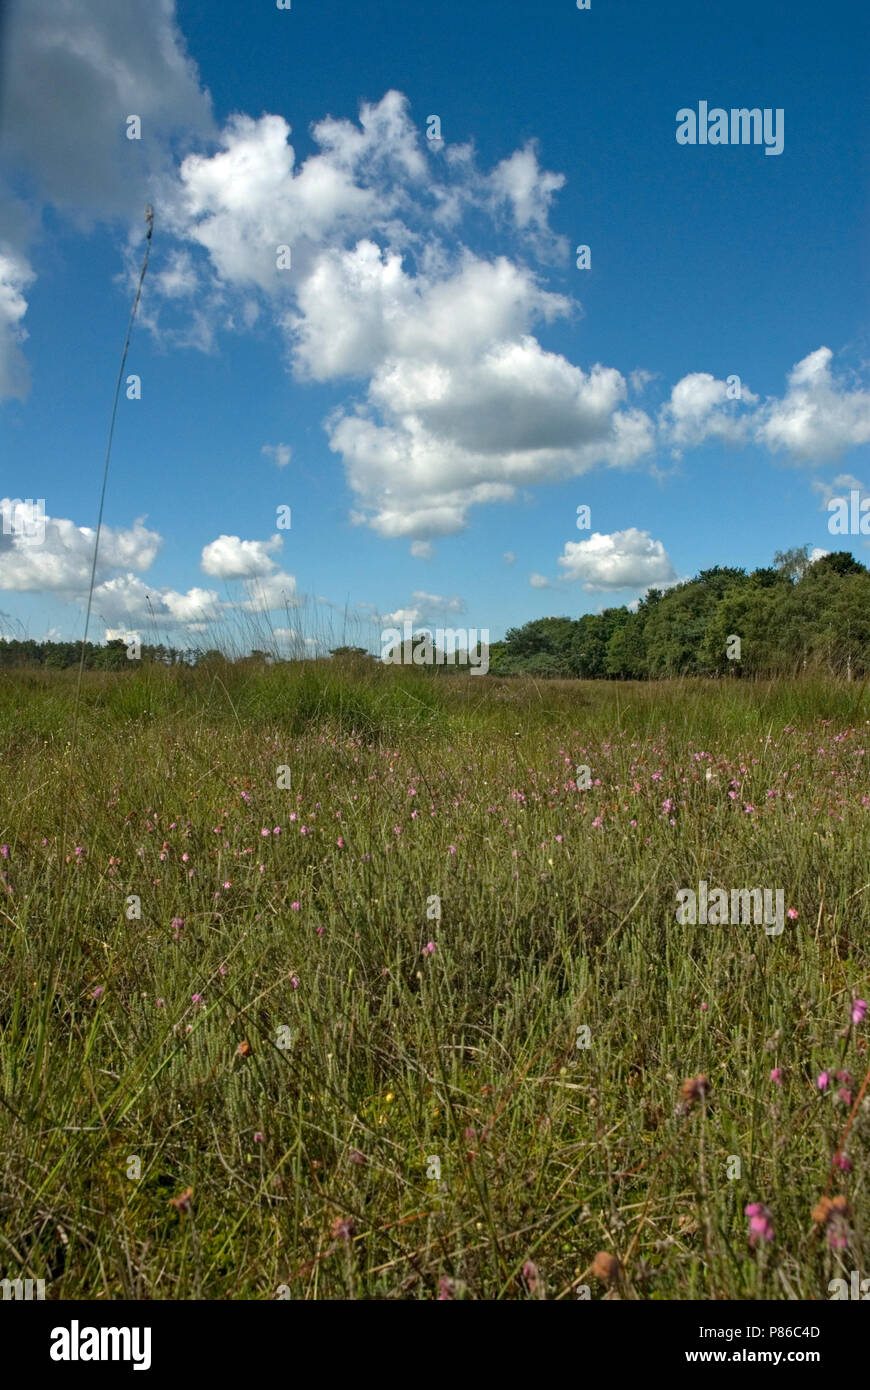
[0,662,868,1299]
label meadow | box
[0,660,868,1300]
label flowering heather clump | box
[812,1195,851,1250]
[745,1203,775,1249]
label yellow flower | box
[385,1092,395,1103]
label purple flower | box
[744,1202,774,1248]
[817,1071,830,1092]
[851,999,867,1026]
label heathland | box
[0,662,867,1298]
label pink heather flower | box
[422,941,436,956]
[817,1071,830,1092]
[291,901,300,911]
[834,1151,853,1172]
[273,826,281,835]
[191,993,203,1004]
[91,986,104,999]
[851,999,867,1026]
[156,998,165,1008]
[337,837,345,848]
[181,852,190,862]
[700,1002,708,1012]
[448,845,456,855]
[0,845,8,859]
[787,907,798,920]
[744,1202,774,1248]
[261,828,271,838]
[171,917,185,931]
[223,880,232,890]
[838,1088,853,1106]
[555,835,563,844]
[253,1132,264,1143]
[770,1068,782,1085]
[300,825,309,835]
[290,975,299,989]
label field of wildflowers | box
[0,662,868,1299]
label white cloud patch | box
[756,347,870,462]
[556,529,678,592]
[0,249,36,401]
[201,533,282,579]
[0,0,213,216]
[810,473,866,508]
[660,372,758,453]
[261,442,292,468]
[153,93,659,538]
[91,574,223,628]
[0,508,160,592]
[238,571,298,612]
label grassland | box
[0,662,868,1299]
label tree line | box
[4,546,869,679]
[489,547,870,679]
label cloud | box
[153,93,657,538]
[410,539,433,559]
[200,533,282,579]
[381,606,424,626]
[660,371,758,452]
[0,507,160,593]
[756,347,870,462]
[411,590,466,614]
[0,0,213,217]
[381,589,468,625]
[486,142,568,257]
[810,473,865,508]
[503,551,516,565]
[0,0,214,395]
[556,529,678,592]
[91,574,223,628]
[153,249,199,299]
[238,570,298,612]
[529,572,553,589]
[0,248,35,400]
[261,442,292,468]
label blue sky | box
[1,0,868,651]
